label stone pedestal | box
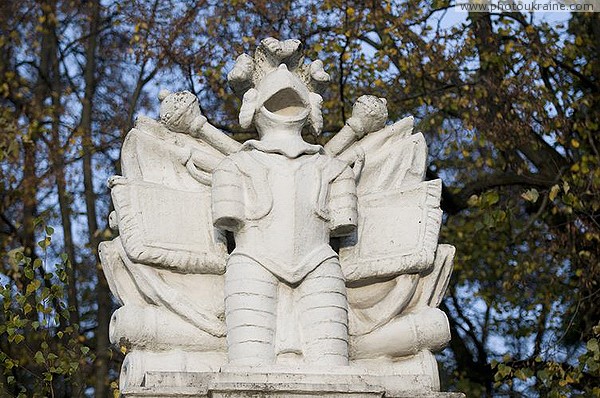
[122,371,465,398]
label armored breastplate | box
[236,151,335,283]
[212,148,357,284]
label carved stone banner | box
[100,38,463,397]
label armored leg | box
[298,259,349,366]
[225,255,277,366]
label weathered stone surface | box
[121,371,466,398]
[101,37,459,396]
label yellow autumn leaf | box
[521,189,539,203]
[571,138,580,148]
[549,185,560,201]
[571,163,580,172]
[467,195,479,206]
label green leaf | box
[486,191,499,206]
[537,369,550,382]
[514,369,528,381]
[496,363,512,379]
[34,351,44,364]
[25,280,41,295]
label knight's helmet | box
[227,38,330,136]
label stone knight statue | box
[213,66,357,366]
[100,37,459,397]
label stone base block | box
[122,371,465,398]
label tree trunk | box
[46,11,85,394]
[78,1,112,396]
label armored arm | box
[329,166,358,237]
[212,158,245,231]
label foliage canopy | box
[0,1,598,396]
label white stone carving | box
[100,38,459,397]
